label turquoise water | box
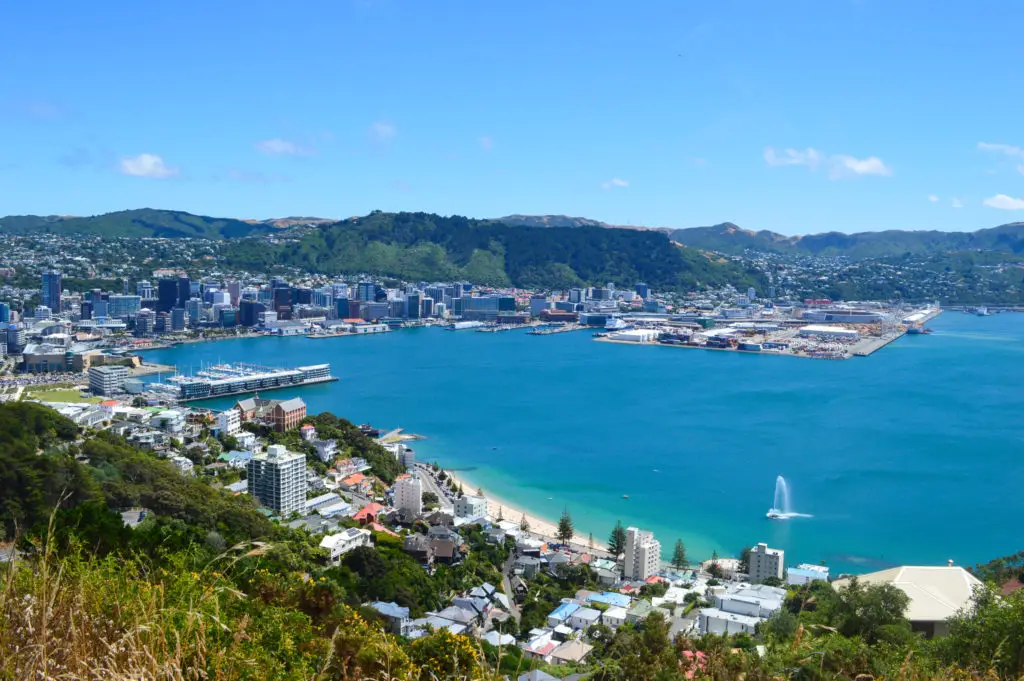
[142,313,1024,573]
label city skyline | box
[2,1,1023,235]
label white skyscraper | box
[247,445,305,516]
[748,542,785,582]
[624,527,661,581]
[394,475,423,518]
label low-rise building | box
[787,564,830,586]
[88,365,129,396]
[567,607,601,631]
[320,528,372,565]
[169,455,195,476]
[602,606,628,629]
[833,564,982,637]
[370,601,412,636]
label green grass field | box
[24,388,102,404]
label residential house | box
[626,599,654,624]
[313,439,337,463]
[544,551,571,577]
[319,528,372,565]
[515,555,543,579]
[430,538,461,565]
[546,602,580,629]
[342,473,372,495]
[549,639,594,665]
[833,564,983,637]
[567,607,601,631]
[403,534,435,566]
[353,502,387,525]
[602,606,628,630]
[370,601,411,636]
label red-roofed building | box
[354,502,387,525]
[369,522,398,537]
[341,473,371,494]
[644,575,666,585]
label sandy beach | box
[444,469,608,552]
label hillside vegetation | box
[0,209,272,240]
[223,211,761,290]
[3,401,1024,680]
[670,222,1024,259]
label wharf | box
[476,323,539,333]
[130,362,176,377]
[377,428,425,444]
[306,332,356,340]
[181,376,338,402]
[527,324,587,336]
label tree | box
[588,532,594,550]
[671,539,688,570]
[738,545,752,574]
[556,509,575,545]
[608,521,627,558]
[519,514,530,533]
[496,506,504,522]
[708,550,723,578]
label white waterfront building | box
[247,445,305,517]
[455,494,488,519]
[624,527,661,581]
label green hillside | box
[670,221,1024,259]
[0,208,271,240]
[222,211,762,290]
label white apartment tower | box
[247,445,305,516]
[624,527,661,581]
[749,542,785,582]
[394,475,423,518]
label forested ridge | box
[223,211,763,290]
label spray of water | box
[767,475,812,519]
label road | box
[414,463,455,513]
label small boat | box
[766,508,786,520]
[622,494,629,499]
[492,446,498,450]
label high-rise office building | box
[135,309,156,336]
[177,277,191,308]
[247,445,305,516]
[41,271,62,312]
[34,306,52,320]
[170,307,187,332]
[238,300,266,327]
[157,279,178,313]
[357,281,375,303]
[0,302,10,324]
[227,281,241,306]
[6,325,26,353]
[635,283,649,300]
[136,280,154,299]
[108,295,142,319]
[186,298,202,326]
[405,293,421,319]
[273,287,292,320]
[624,527,662,581]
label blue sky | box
[2,0,1023,234]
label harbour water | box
[142,312,1024,573]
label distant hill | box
[495,214,663,232]
[669,222,1024,259]
[0,209,274,240]
[221,211,761,290]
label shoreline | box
[443,468,609,552]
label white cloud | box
[368,121,396,142]
[928,194,940,202]
[983,194,1024,210]
[764,147,822,169]
[118,153,178,179]
[951,198,964,209]
[479,135,494,151]
[601,178,629,190]
[256,138,311,156]
[764,146,891,179]
[977,142,1024,158]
